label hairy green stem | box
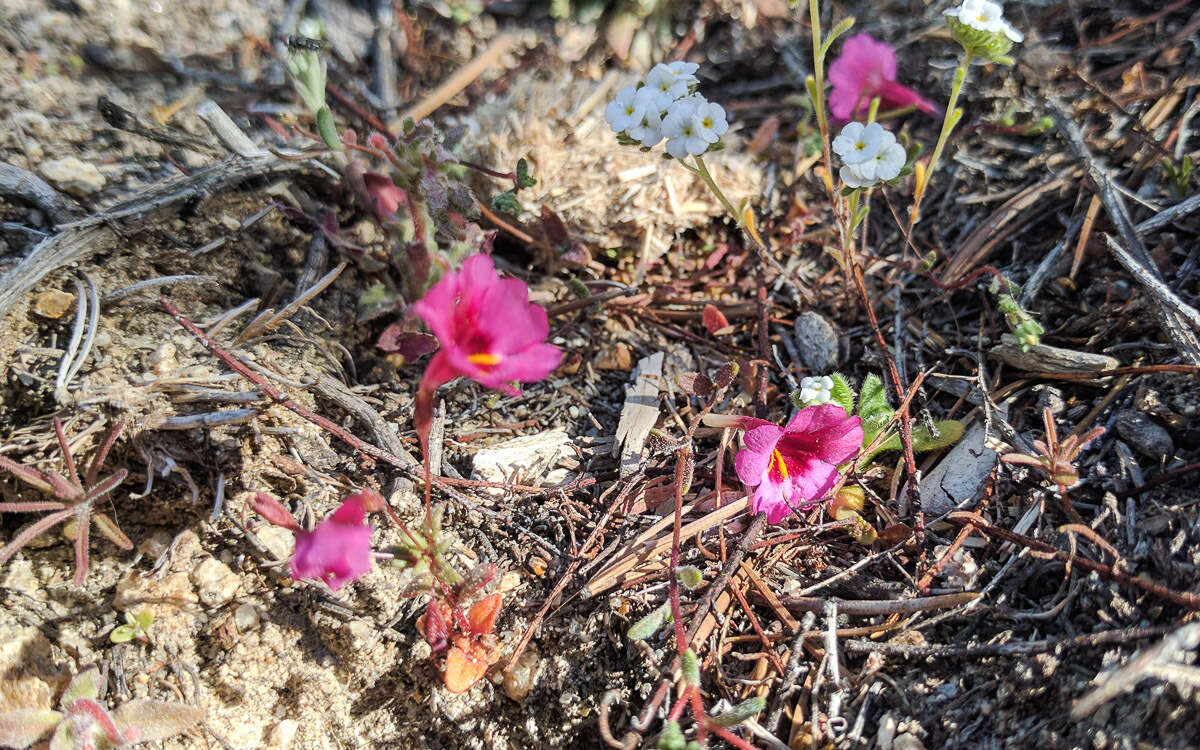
[910,55,971,225]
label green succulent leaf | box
[61,666,101,704]
[681,648,700,687]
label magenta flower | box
[708,405,864,524]
[829,33,939,122]
[412,253,562,439]
[250,491,380,590]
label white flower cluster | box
[832,122,906,189]
[604,62,729,160]
[944,0,1022,43]
[798,376,834,405]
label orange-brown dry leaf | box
[467,593,502,635]
[444,638,490,693]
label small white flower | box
[839,163,876,189]
[945,0,1023,43]
[665,61,700,78]
[798,375,834,404]
[872,141,907,182]
[662,97,710,159]
[832,121,884,165]
[838,125,906,187]
[645,63,694,109]
[629,105,663,147]
[605,85,647,134]
[691,100,728,144]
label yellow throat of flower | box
[769,449,788,480]
[468,352,502,367]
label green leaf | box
[627,602,671,641]
[0,709,63,748]
[61,667,101,704]
[657,720,686,750]
[818,16,856,62]
[133,609,154,631]
[675,566,704,591]
[856,374,893,424]
[491,190,521,215]
[865,420,964,460]
[315,106,342,151]
[710,696,767,727]
[110,625,137,644]
[681,648,700,687]
[829,373,855,415]
[515,158,536,189]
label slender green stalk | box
[809,0,829,142]
[693,156,740,222]
[910,55,971,226]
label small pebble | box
[191,557,241,607]
[793,311,839,373]
[233,604,259,631]
[1115,410,1173,460]
[32,289,76,319]
[39,156,105,197]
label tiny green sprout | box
[675,565,704,591]
[515,158,537,189]
[110,609,154,644]
[1163,156,1193,197]
[681,648,700,687]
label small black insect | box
[287,35,326,52]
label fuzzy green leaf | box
[865,420,965,460]
[657,720,686,750]
[710,696,767,727]
[61,667,101,704]
[681,648,700,687]
[818,16,856,62]
[0,709,63,748]
[627,602,671,642]
[856,374,893,425]
[675,566,704,591]
[828,373,855,415]
[112,700,204,745]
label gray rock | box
[38,156,105,197]
[191,556,241,607]
[1115,411,1173,460]
[920,405,1007,515]
[793,311,839,373]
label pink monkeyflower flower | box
[412,253,562,440]
[250,490,382,590]
[828,33,939,122]
[362,172,407,221]
[706,405,864,524]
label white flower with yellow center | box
[945,0,1023,43]
[832,122,884,165]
